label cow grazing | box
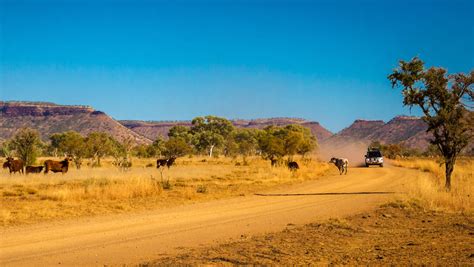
[166,157,176,168]
[44,158,70,174]
[26,166,44,174]
[271,158,278,167]
[157,157,176,169]
[287,161,299,171]
[5,157,24,174]
[330,157,349,175]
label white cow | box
[330,157,349,175]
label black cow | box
[26,166,44,174]
[287,161,299,171]
[44,158,70,174]
[5,157,24,174]
[156,157,177,169]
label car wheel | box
[380,164,384,167]
[366,163,369,167]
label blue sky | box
[1,0,473,132]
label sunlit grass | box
[0,156,331,226]
[391,157,473,213]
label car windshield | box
[368,151,382,157]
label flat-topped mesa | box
[0,101,95,117]
[388,115,422,122]
[0,101,150,144]
[119,117,333,142]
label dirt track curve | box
[1,165,416,266]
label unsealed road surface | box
[1,166,416,266]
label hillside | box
[318,116,432,162]
[0,101,151,144]
[119,118,333,142]
[322,116,431,148]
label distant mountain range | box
[2,101,465,154]
[119,118,333,143]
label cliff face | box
[0,102,150,144]
[119,118,333,142]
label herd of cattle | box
[1,156,349,175]
[2,157,71,174]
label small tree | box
[85,132,116,167]
[49,131,86,169]
[191,116,234,157]
[162,137,192,158]
[257,126,287,162]
[388,57,474,190]
[9,128,42,166]
[234,129,258,159]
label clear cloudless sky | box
[0,0,473,132]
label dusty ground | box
[1,165,409,266]
[150,201,474,266]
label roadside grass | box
[0,156,331,227]
[390,157,473,213]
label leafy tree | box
[283,125,317,158]
[258,125,317,162]
[389,57,474,190]
[191,116,234,157]
[257,126,287,161]
[84,132,116,167]
[162,137,192,158]
[110,137,134,170]
[234,129,259,157]
[0,141,11,157]
[148,136,166,157]
[168,125,193,144]
[49,131,86,169]
[9,128,42,166]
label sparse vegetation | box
[391,157,473,212]
[8,128,43,166]
[389,57,474,190]
[0,156,331,226]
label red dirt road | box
[0,166,414,266]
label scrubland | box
[0,156,331,226]
[391,157,473,213]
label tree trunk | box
[209,145,215,158]
[444,156,455,191]
[97,156,101,167]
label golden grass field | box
[0,156,332,227]
[1,155,472,227]
[391,157,473,213]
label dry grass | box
[391,157,473,213]
[0,156,331,227]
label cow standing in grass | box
[330,157,349,175]
[5,157,24,174]
[157,157,176,169]
[26,166,44,174]
[287,161,299,171]
[44,157,70,174]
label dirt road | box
[1,165,416,266]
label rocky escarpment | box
[0,101,150,144]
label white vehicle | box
[365,149,384,167]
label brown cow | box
[5,157,24,174]
[44,158,70,174]
[26,166,44,174]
